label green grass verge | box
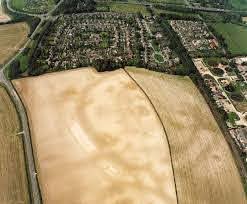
[19,54,28,72]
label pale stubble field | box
[126,67,246,204]
[12,66,246,204]
[0,22,29,64]
[13,68,177,204]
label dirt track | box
[126,67,246,204]
[13,68,177,204]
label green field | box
[230,0,247,10]
[147,0,186,4]
[109,3,150,16]
[10,0,25,11]
[11,0,55,14]
[211,23,247,55]
[124,0,186,3]
[154,8,200,19]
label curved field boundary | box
[123,68,179,204]
[126,67,246,204]
[12,68,177,204]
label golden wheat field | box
[13,68,177,204]
[126,67,246,204]
[0,86,29,204]
[0,22,28,64]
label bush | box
[55,0,96,14]
[224,83,235,92]
[227,112,240,125]
[231,93,245,102]
[210,68,224,76]
[220,58,228,65]
[225,66,233,73]
[8,59,20,79]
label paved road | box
[0,1,64,203]
[0,69,42,204]
[3,19,44,71]
[6,0,64,18]
[3,0,62,72]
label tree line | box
[54,0,96,15]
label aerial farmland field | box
[0,86,29,204]
[146,0,186,4]
[126,67,246,204]
[230,0,247,10]
[0,22,29,64]
[11,0,55,14]
[1,0,247,202]
[211,23,247,55]
[13,68,177,204]
[109,3,150,16]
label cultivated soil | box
[13,68,177,204]
[0,22,29,64]
[126,67,246,204]
[0,86,30,204]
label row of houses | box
[234,57,247,83]
[193,58,247,153]
[170,20,220,55]
[34,12,181,73]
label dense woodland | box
[55,0,96,14]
